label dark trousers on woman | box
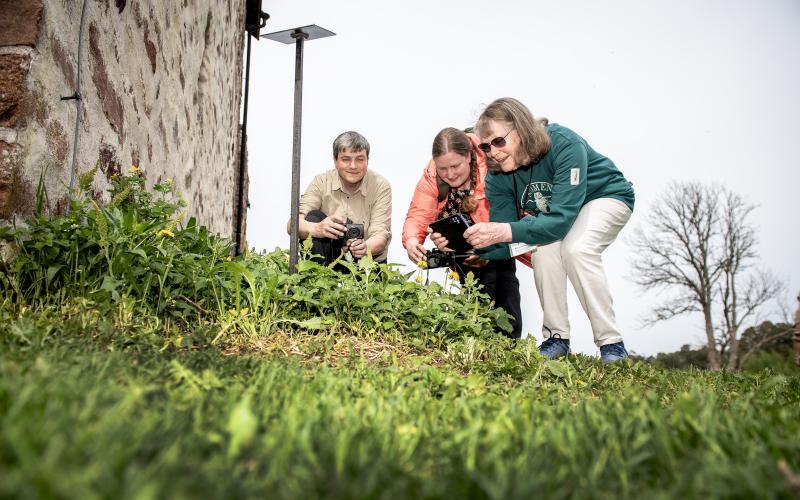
[457,258,522,339]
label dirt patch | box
[224,330,448,369]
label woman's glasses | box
[478,129,513,153]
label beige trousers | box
[532,198,632,347]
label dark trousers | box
[303,210,386,269]
[457,258,523,339]
[304,210,344,266]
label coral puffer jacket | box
[402,133,532,268]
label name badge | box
[570,168,580,185]
[509,242,537,257]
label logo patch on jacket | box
[521,182,552,215]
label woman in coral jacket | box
[402,127,530,339]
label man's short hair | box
[333,131,370,159]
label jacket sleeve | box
[402,162,440,248]
[509,139,588,245]
[475,171,516,260]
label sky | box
[244,0,800,356]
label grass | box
[1,303,799,499]
[1,170,799,498]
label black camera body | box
[425,249,471,269]
[342,222,364,240]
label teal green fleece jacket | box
[478,123,634,260]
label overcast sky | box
[245,0,800,356]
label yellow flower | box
[157,229,175,238]
[226,256,233,262]
[417,260,428,269]
[415,275,423,284]
[448,271,460,280]
[129,166,140,174]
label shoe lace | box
[540,333,566,351]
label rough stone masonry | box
[0,0,248,242]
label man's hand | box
[405,238,427,263]
[464,222,512,249]
[312,215,347,239]
[347,238,368,258]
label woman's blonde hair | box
[475,97,551,169]
[431,127,479,213]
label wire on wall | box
[67,0,90,193]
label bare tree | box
[629,181,783,371]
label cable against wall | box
[67,0,90,193]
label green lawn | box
[1,305,798,499]
[1,172,798,498]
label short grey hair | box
[332,131,370,159]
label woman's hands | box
[464,222,512,249]
[405,237,427,263]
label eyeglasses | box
[478,129,513,153]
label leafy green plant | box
[0,168,512,349]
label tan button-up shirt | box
[298,169,392,262]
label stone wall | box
[0,0,247,241]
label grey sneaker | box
[600,342,628,363]
[539,334,571,359]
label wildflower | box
[157,229,175,238]
[226,256,233,262]
[417,260,428,269]
[129,166,140,174]
[448,271,460,280]
[415,274,423,284]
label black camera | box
[425,249,471,269]
[342,222,364,240]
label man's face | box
[334,148,369,187]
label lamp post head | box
[263,25,335,44]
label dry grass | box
[224,329,450,369]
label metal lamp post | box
[263,25,335,273]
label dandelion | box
[157,229,175,238]
[415,274,423,284]
[448,271,460,281]
[129,166,140,174]
[417,260,428,269]
[226,256,233,262]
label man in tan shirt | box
[289,131,392,264]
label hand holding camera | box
[312,215,364,241]
[313,215,347,239]
[337,218,366,257]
